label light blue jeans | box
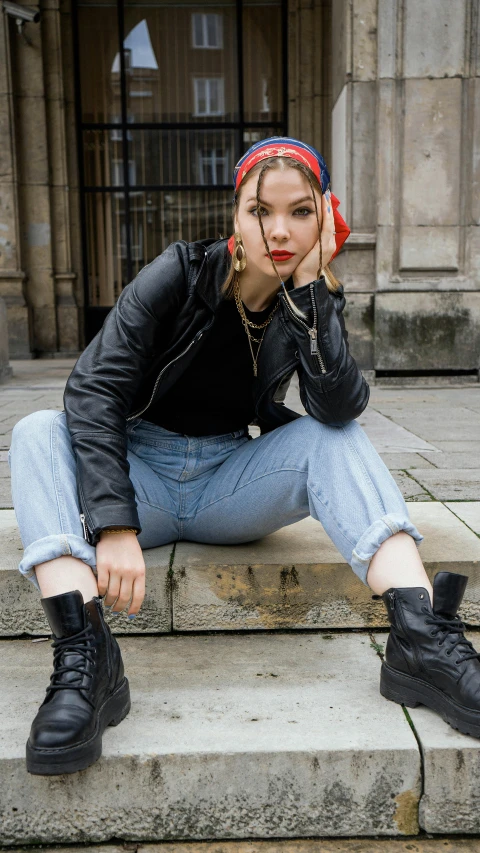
[8,410,424,592]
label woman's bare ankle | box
[35,556,98,601]
[366,531,433,606]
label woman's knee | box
[288,414,346,445]
[11,409,65,452]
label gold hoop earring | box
[233,232,247,272]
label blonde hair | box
[221,156,343,321]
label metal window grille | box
[73,0,288,342]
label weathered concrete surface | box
[432,441,480,453]
[445,502,480,536]
[0,633,421,844]
[1,359,74,387]
[0,379,66,456]
[389,471,433,502]
[375,292,480,371]
[421,452,480,470]
[0,510,172,635]
[365,400,480,446]
[2,503,480,635]
[357,410,439,454]
[7,842,480,853]
[357,409,440,454]
[172,516,373,631]
[379,452,436,469]
[406,470,480,501]
[171,505,480,632]
[374,631,480,835]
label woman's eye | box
[249,207,268,217]
[294,208,313,216]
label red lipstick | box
[268,250,295,261]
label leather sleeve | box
[281,277,370,424]
[63,241,190,544]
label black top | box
[142,294,279,436]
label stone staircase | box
[1,505,480,844]
[2,504,480,636]
[1,363,480,844]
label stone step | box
[1,502,480,636]
[7,842,480,853]
[1,632,421,844]
[374,632,480,835]
[3,630,480,844]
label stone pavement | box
[4,843,480,853]
[2,629,480,841]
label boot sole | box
[26,677,131,775]
[380,662,480,738]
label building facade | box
[0,0,479,379]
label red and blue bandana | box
[229,136,350,262]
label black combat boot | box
[26,590,131,775]
[380,571,480,738]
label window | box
[193,78,225,116]
[76,0,287,333]
[120,222,143,260]
[109,115,133,141]
[261,78,271,114]
[198,148,229,185]
[112,158,137,186]
[192,13,223,49]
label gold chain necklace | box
[234,276,280,376]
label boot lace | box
[422,606,480,665]
[47,625,96,707]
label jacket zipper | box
[126,328,209,422]
[388,590,423,674]
[80,513,90,542]
[280,288,327,374]
[127,251,210,423]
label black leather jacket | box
[63,237,369,545]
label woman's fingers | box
[96,563,110,598]
[104,575,121,609]
[322,191,336,263]
[114,572,136,613]
[128,573,146,618]
[95,532,146,614]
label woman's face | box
[234,165,321,280]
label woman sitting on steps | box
[8,136,480,776]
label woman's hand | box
[96,530,146,617]
[292,190,336,288]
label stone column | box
[0,297,13,382]
[43,0,80,355]
[0,12,30,357]
[329,0,376,374]
[3,0,80,357]
[9,0,58,355]
[375,0,480,373]
[330,0,480,375]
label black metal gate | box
[72,0,288,343]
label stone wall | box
[0,297,12,382]
[0,0,80,358]
[330,0,480,375]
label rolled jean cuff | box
[18,533,97,592]
[351,513,424,587]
